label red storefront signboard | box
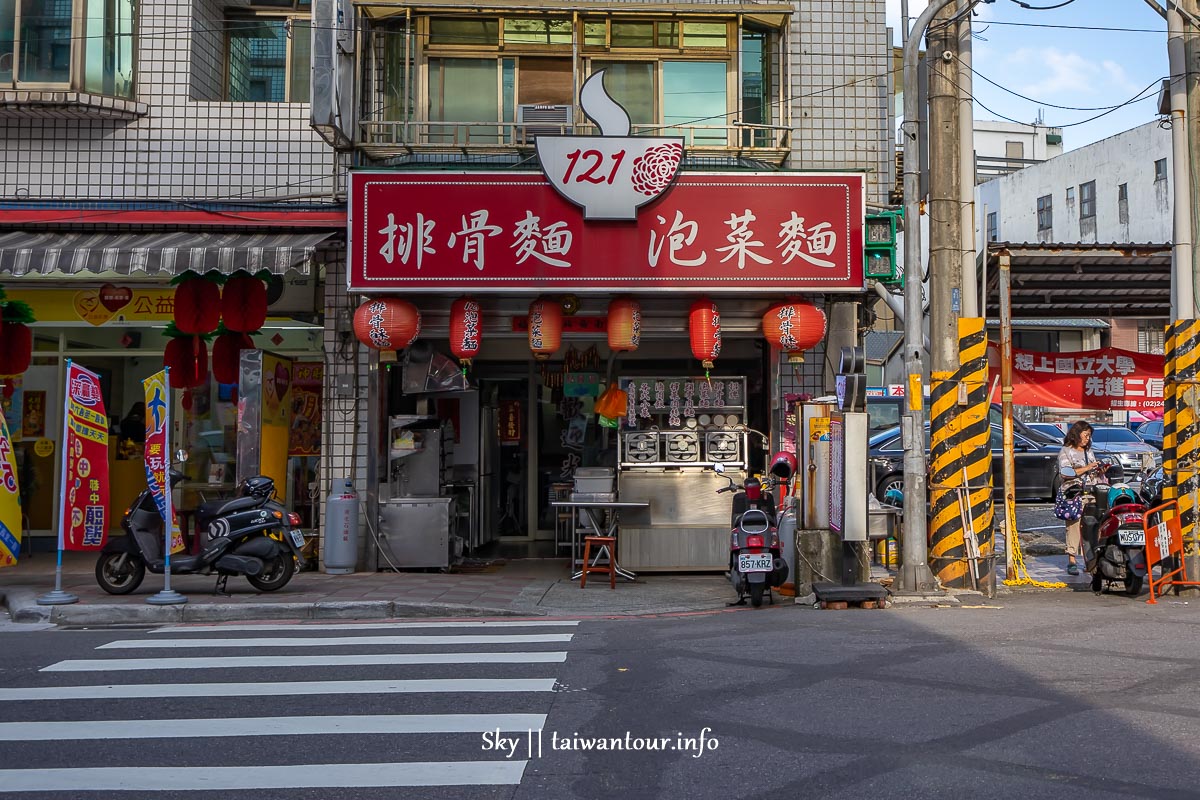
[348,172,865,293]
[989,346,1165,413]
[61,363,110,551]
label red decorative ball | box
[0,322,32,377]
[448,297,482,366]
[212,332,254,385]
[528,298,563,361]
[164,336,208,389]
[221,274,269,333]
[607,297,641,353]
[174,278,221,334]
[353,298,421,350]
[762,300,826,362]
[688,298,721,369]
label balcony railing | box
[358,120,791,165]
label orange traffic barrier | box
[1143,501,1200,604]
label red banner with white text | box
[988,346,1164,412]
[61,363,110,550]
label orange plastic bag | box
[594,385,628,418]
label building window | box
[1079,180,1096,220]
[1,0,135,98]
[986,211,998,242]
[1138,321,1165,355]
[1066,186,1075,205]
[1118,183,1129,225]
[226,15,312,102]
[1036,194,1052,232]
[1005,140,1024,160]
[1155,158,1168,182]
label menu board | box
[618,376,746,430]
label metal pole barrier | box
[1000,251,1018,584]
[38,358,78,605]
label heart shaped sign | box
[99,284,133,313]
[273,362,291,402]
[72,290,115,326]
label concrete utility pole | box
[958,0,978,317]
[1184,0,1200,316]
[898,0,959,595]
[928,3,963,376]
[1168,2,1195,320]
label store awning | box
[0,230,335,277]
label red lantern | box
[212,332,254,385]
[762,300,826,362]
[448,297,482,369]
[221,274,268,333]
[689,297,721,372]
[607,297,641,353]
[353,298,421,350]
[173,277,221,335]
[528,297,563,361]
[0,322,32,377]
[164,336,209,389]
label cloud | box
[1009,47,1141,100]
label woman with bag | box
[1056,420,1103,576]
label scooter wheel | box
[1125,575,1144,597]
[95,552,146,595]
[749,583,765,608]
[1091,573,1103,595]
[246,553,296,592]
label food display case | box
[615,376,749,572]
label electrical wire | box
[1007,0,1078,9]
[966,60,1161,112]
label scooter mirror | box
[712,463,726,474]
[175,449,190,463]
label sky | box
[888,0,1170,150]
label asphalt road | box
[5,593,1200,799]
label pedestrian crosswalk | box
[0,617,581,794]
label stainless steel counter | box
[615,469,739,572]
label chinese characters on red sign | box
[498,400,522,445]
[350,173,865,292]
[993,346,1165,412]
[62,363,109,551]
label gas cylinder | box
[323,479,359,574]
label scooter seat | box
[197,496,262,527]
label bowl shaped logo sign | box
[69,372,102,408]
[536,71,684,221]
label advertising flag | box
[0,408,21,567]
[143,370,184,554]
[61,363,109,551]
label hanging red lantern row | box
[0,321,32,377]
[173,273,221,335]
[211,331,255,385]
[762,300,826,362]
[607,297,641,353]
[221,272,269,333]
[528,297,563,361]
[448,297,482,371]
[164,335,209,389]
[353,298,421,350]
[689,297,721,376]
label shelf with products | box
[615,376,748,469]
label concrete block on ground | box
[795,528,840,597]
[180,603,314,623]
[3,589,51,624]
[312,600,392,619]
[53,603,184,626]
[389,601,537,618]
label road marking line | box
[1,678,557,701]
[0,761,528,791]
[151,620,580,633]
[42,651,568,672]
[0,713,547,740]
[97,634,574,649]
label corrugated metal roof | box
[864,330,903,362]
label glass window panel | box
[683,22,726,48]
[19,0,72,84]
[0,0,15,84]
[663,60,727,145]
[504,18,571,45]
[656,22,678,48]
[288,19,311,102]
[740,30,767,145]
[227,18,287,101]
[592,61,654,128]
[427,58,499,143]
[85,0,135,96]
[583,22,605,47]
[502,58,515,141]
[611,22,653,48]
[429,18,498,46]
[381,20,412,121]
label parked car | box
[1134,419,1164,450]
[1089,425,1161,476]
[1026,422,1066,442]
[869,423,1065,501]
[866,397,1060,445]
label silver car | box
[1090,426,1161,478]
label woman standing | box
[1057,420,1102,576]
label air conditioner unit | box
[516,104,572,141]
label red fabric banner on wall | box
[990,346,1164,412]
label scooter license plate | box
[1118,528,1145,546]
[288,529,305,548]
[737,553,773,573]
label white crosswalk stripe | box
[1,619,580,794]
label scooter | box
[712,455,792,608]
[95,457,305,595]
[1064,463,1149,597]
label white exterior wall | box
[974,120,1063,162]
[976,121,1172,249]
[0,0,334,201]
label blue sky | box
[888,0,1170,149]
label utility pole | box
[958,0,978,317]
[928,4,962,376]
[897,0,958,595]
[1183,0,1200,315]
[1179,0,1200,588]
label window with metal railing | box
[0,0,135,97]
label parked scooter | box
[95,454,305,595]
[711,455,791,608]
[1063,462,1149,596]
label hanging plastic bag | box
[595,385,628,418]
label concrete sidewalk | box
[0,550,738,625]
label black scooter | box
[95,465,304,595]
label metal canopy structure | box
[983,242,1172,319]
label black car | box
[1134,419,1164,450]
[869,423,1064,501]
[866,397,1060,446]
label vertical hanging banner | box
[143,370,185,554]
[61,363,110,551]
[0,408,20,567]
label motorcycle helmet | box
[239,476,276,500]
[769,451,798,481]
